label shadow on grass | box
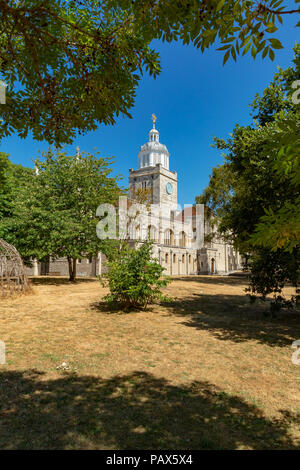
[164,293,300,347]
[30,276,98,286]
[171,275,250,286]
[0,369,298,450]
[90,300,127,314]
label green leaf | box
[216,0,226,11]
[269,38,283,49]
[262,46,269,59]
[223,49,230,65]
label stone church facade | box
[26,116,241,277]
[127,115,241,276]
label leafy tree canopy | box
[0,0,299,145]
[0,153,34,237]
[4,149,122,280]
[197,45,299,309]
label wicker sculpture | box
[0,239,29,297]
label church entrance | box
[211,258,215,275]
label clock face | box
[166,182,173,195]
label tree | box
[0,153,34,238]
[0,0,299,145]
[0,153,11,223]
[198,46,299,311]
[101,241,170,310]
[7,149,122,281]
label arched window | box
[179,231,187,247]
[173,254,176,263]
[165,253,169,263]
[182,254,185,263]
[148,225,157,242]
[135,225,140,240]
[189,255,191,264]
[164,229,174,246]
[164,229,170,246]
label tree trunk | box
[67,256,77,282]
[72,258,77,282]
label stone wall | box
[25,253,108,277]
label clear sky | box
[0,6,298,207]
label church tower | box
[129,115,178,207]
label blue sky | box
[0,7,298,207]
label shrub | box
[101,241,171,310]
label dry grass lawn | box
[0,275,299,450]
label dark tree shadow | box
[0,370,298,450]
[163,293,300,347]
[30,277,98,286]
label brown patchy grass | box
[0,275,299,450]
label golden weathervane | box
[152,114,157,128]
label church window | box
[165,253,169,263]
[179,231,187,247]
[164,230,170,246]
[135,225,140,239]
[173,254,176,263]
[182,254,185,263]
[148,225,157,242]
[164,229,174,246]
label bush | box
[100,241,171,310]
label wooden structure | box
[0,239,29,297]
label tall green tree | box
[0,0,299,145]
[0,153,11,222]
[7,149,122,281]
[198,46,299,311]
[0,153,34,238]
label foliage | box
[0,0,299,145]
[198,46,300,310]
[196,163,235,219]
[5,149,122,281]
[101,241,171,310]
[0,153,11,222]
[0,153,34,238]
[246,249,300,315]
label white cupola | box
[138,114,170,170]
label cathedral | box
[26,116,241,277]
[127,115,241,276]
